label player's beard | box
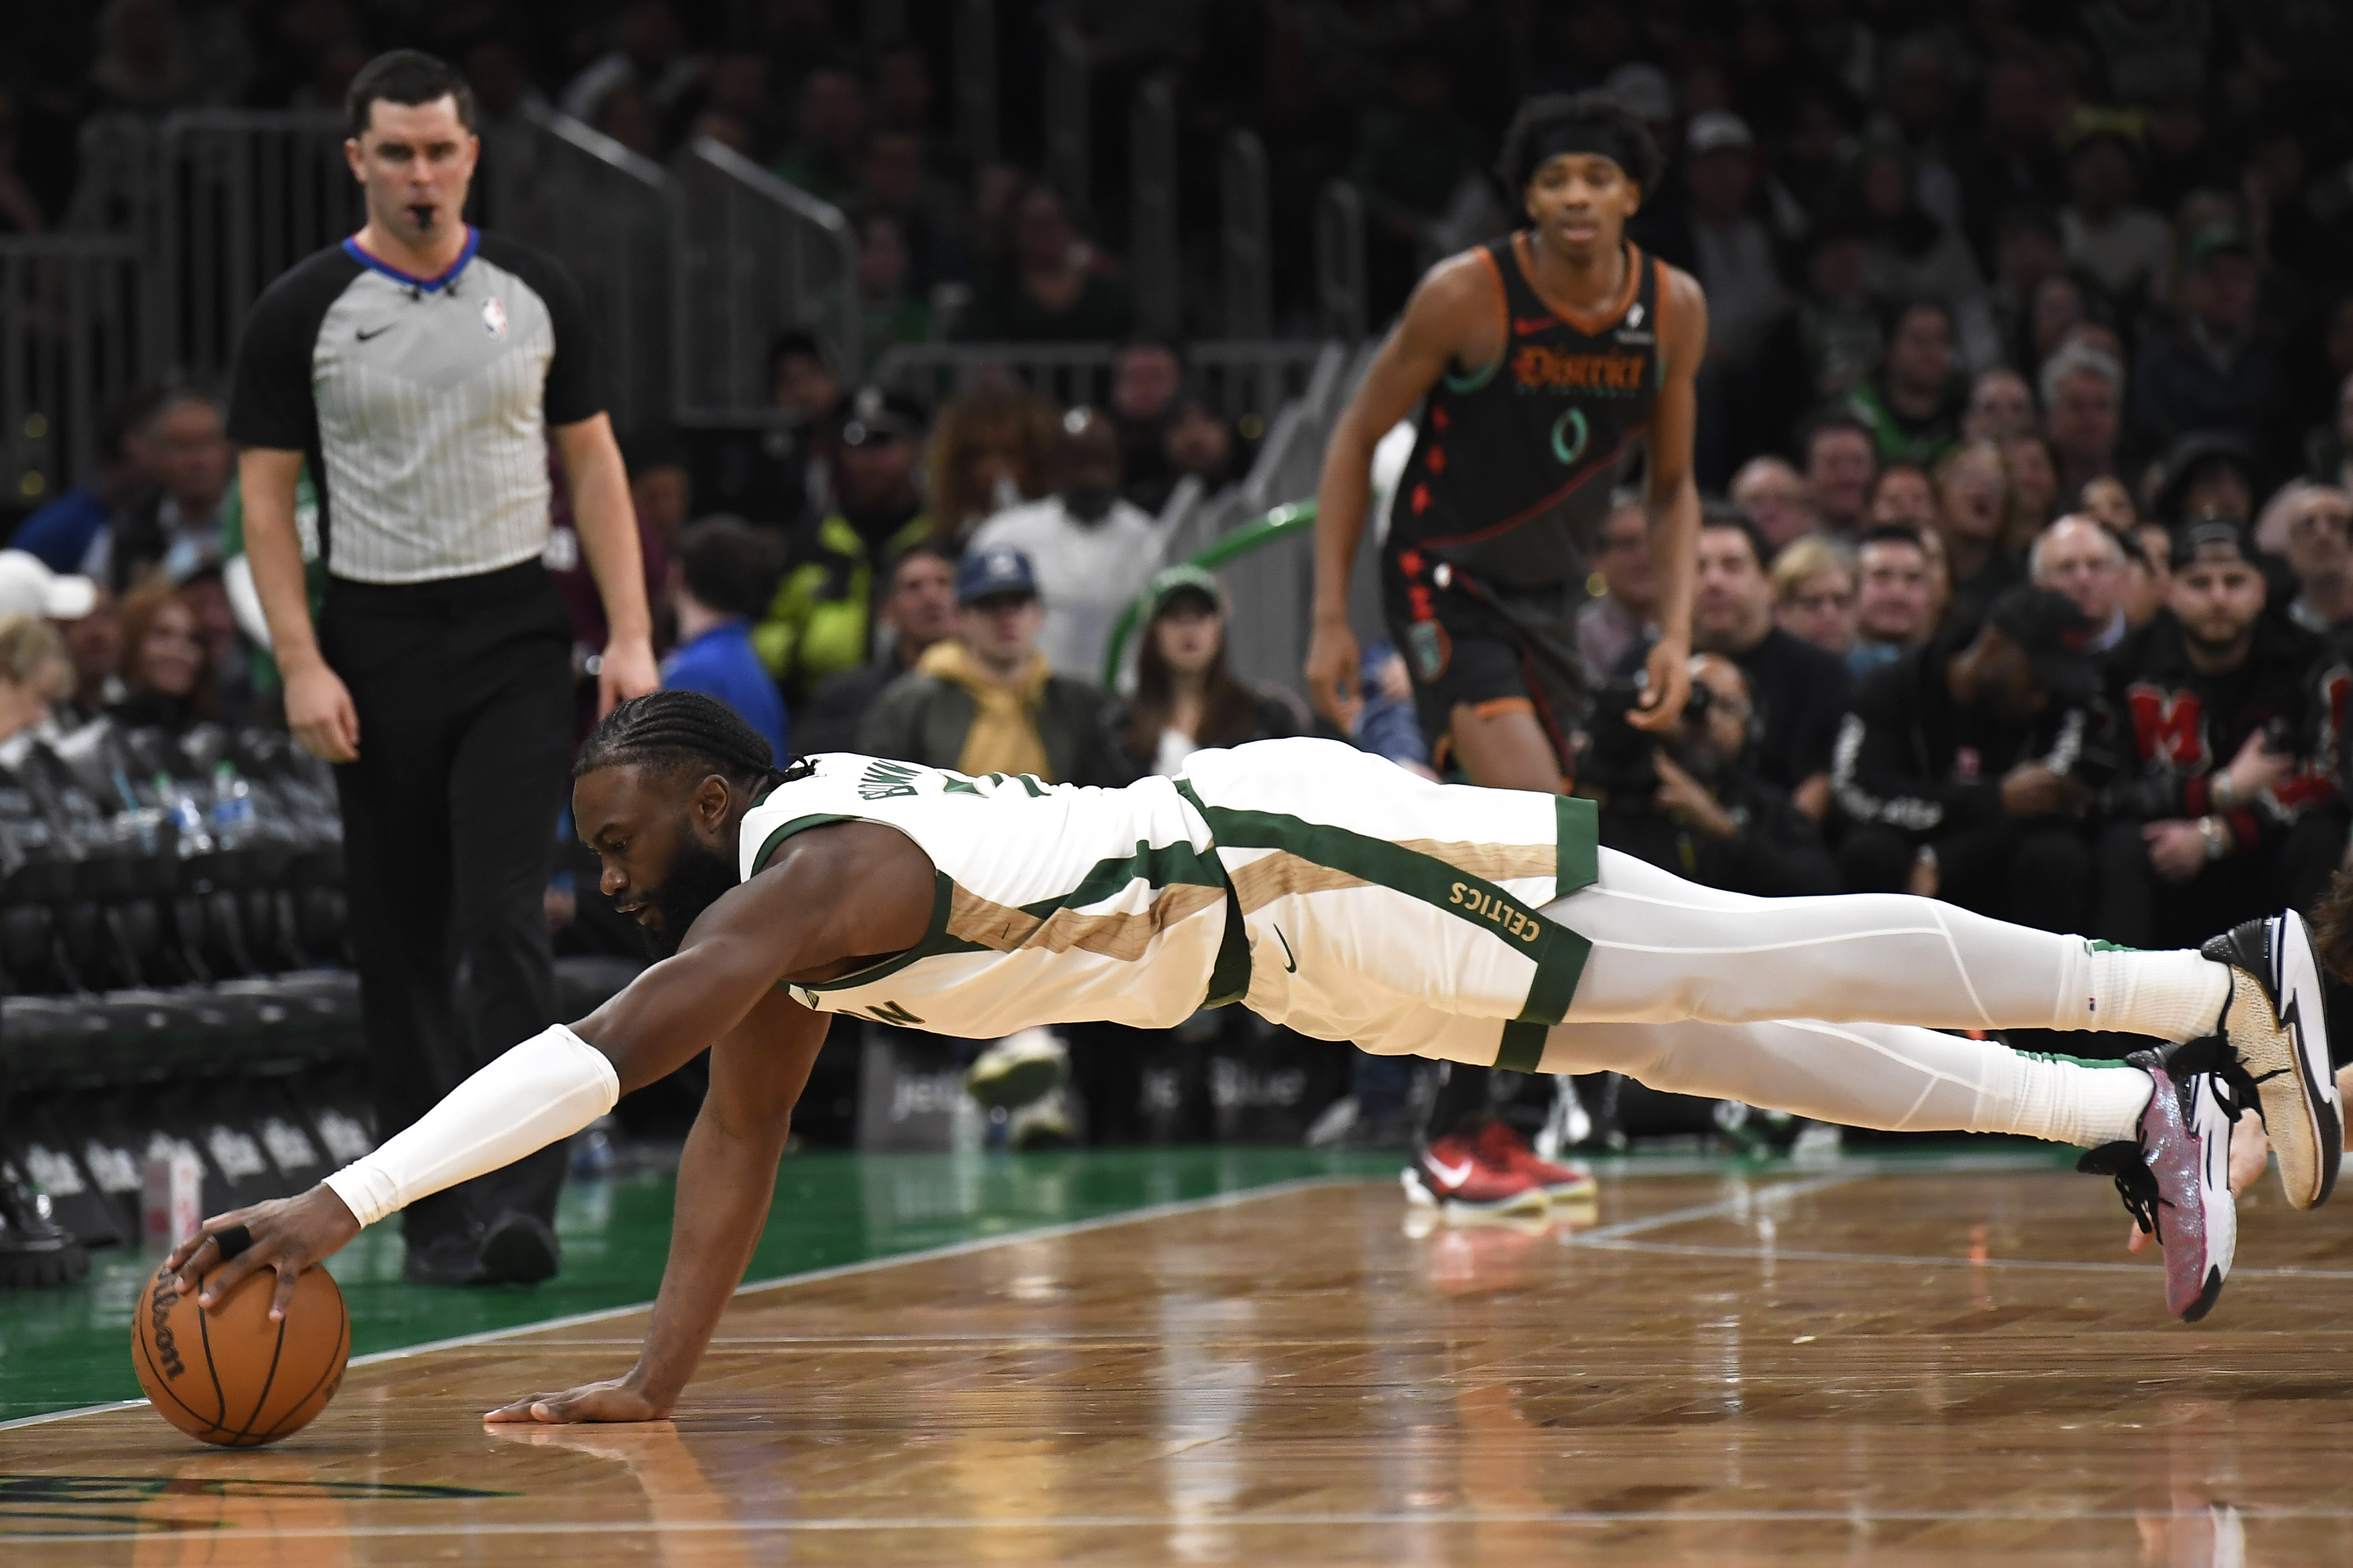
[638,836,741,961]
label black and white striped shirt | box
[227,228,602,585]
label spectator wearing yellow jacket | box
[755,386,930,704]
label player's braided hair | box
[574,691,799,793]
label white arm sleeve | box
[321,1024,620,1228]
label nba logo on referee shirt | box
[481,297,509,340]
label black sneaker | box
[2077,1039,2238,1322]
[2204,910,2341,1210]
[402,1227,485,1287]
[474,1211,560,1286]
[0,1163,88,1290]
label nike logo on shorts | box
[356,324,396,342]
[1274,926,1298,973]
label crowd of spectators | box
[16,3,2353,1145]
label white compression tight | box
[1512,849,2241,1148]
[1546,848,2228,1041]
[1535,1016,2150,1146]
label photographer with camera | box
[1831,585,2108,935]
[1589,655,1838,897]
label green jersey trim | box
[748,812,857,877]
[786,872,990,995]
[1495,1019,1549,1074]
[1556,794,1598,892]
[1048,836,1229,913]
[753,799,1240,1005]
[1172,781,1591,1038]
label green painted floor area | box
[0,1146,1397,1424]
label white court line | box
[0,1174,1359,1434]
[1583,1234,2353,1281]
[1559,1172,1860,1245]
[9,1505,2348,1544]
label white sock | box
[2072,947,2231,1041]
[1995,1050,2154,1146]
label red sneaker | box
[1401,1131,1548,1215]
[1474,1118,1597,1201]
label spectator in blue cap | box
[857,547,1133,786]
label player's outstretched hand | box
[1626,636,1692,733]
[597,632,661,719]
[166,1185,362,1321]
[283,658,360,763]
[484,1378,674,1425]
[1304,617,1363,731]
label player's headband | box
[1512,123,1643,191]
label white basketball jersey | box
[737,753,1236,1036]
[736,739,1598,1072]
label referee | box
[229,51,658,1286]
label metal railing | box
[1315,179,1368,343]
[955,0,1000,168]
[504,105,675,436]
[0,237,148,510]
[154,112,360,384]
[1129,75,1181,338]
[1221,131,1272,339]
[1104,339,1379,697]
[671,138,857,424]
[872,339,1334,424]
[63,114,159,238]
[1044,25,1090,213]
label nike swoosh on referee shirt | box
[356,324,396,342]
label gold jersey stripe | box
[1228,852,1371,914]
[946,881,1228,963]
[1392,838,1557,885]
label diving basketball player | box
[172,691,2341,1430]
[1304,91,1699,1206]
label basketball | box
[131,1259,350,1447]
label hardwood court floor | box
[8,1162,2353,1565]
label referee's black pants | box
[321,561,575,1254]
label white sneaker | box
[2203,911,2341,1209]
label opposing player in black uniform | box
[1305,93,1706,1210]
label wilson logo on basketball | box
[148,1271,186,1379]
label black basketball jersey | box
[1386,236,1664,591]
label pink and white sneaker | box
[2078,1039,2239,1323]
